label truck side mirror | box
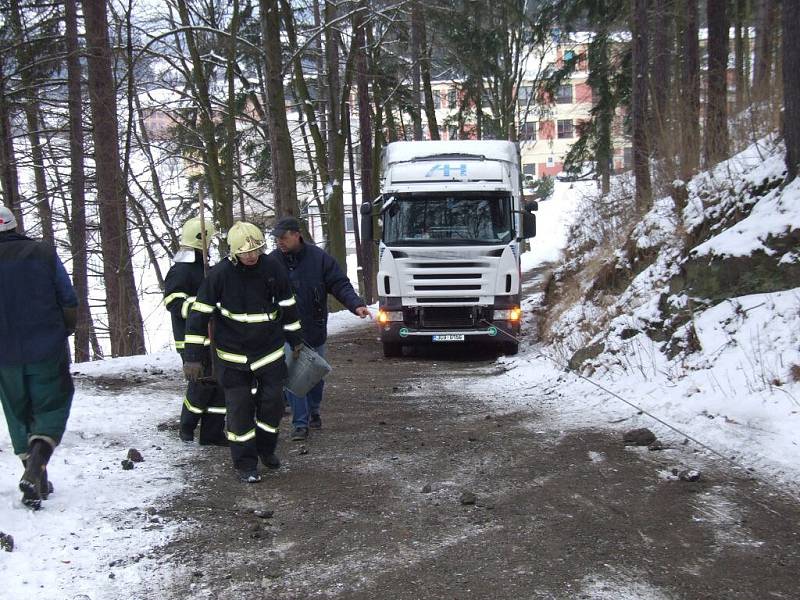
[360,200,373,242]
[524,200,538,212]
[522,210,536,239]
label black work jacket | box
[163,250,206,355]
[184,254,302,373]
[269,243,364,347]
[0,231,77,365]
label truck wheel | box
[501,341,519,356]
[383,342,403,358]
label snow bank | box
[475,139,800,490]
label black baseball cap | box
[270,216,301,237]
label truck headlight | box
[493,307,522,322]
[377,310,404,324]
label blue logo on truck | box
[425,163,467,178]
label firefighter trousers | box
[0,346,74,456]
[217,361,286,472]
[178,353,226,444]
[180,377,226,444]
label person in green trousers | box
[0,205,77,510]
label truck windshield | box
[382,193,513,245]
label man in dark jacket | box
[183,221,304,482]
[269,216,370,442]
[0,205,77,510]
[163,216,226,445]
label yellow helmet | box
[227,221,265,257]
[180,217,216,250]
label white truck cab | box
[361,140,536,357]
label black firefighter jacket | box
[269,243,365,348]
[163,250,206,355]
[184,254,303,373]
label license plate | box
[432,334,465,342]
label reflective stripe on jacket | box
[163,251,206,354]
[183,253,303,372]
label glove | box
[183,361,204,382]
[63,306,77,336]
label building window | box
[519,122,537,141]
[556,84,573,104]
[547,156,555,167]
[557,119,574,139]
[448,125,459,140]
[345,213,354,233]
[480,87,492,108]
[564,50,575,61]
[517,85,533,110]
[433,91,442,109]
[523,163,536,176]
[447,89,457,109]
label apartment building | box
[418,40,631,181]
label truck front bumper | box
[377,298,520,346]
[379,321,519,345]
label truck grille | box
[387,246,509,304]
[420,306,476,328]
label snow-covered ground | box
[0,353,186,596]
[0,314,371,598]
[521,179,592,271]
[484,149,800,494]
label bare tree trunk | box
[632,0,652,211]
[734,0,749,113]
[325,0,340,179]
[280,0,328,241]
[420,6,440,141]
[64,0,92,362]
[261,0,299,219]
[9,0,52,240]
[313,0,328,157]
[83,0,146,357]
[679,0,700,179]
[785,0,800,181]
[132,94,179,252]
[26,105,53,244]
[355,0,376,302]
[649,0,673,161]
[753,0,776,104]
[346,116,364,294]
[225,0,241,221]
[325,0,346,268]
[705,0,730,167]
[410,0,424,140]
[0,58,23,232]
[174,0,231,239]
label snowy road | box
[149,321,800,599]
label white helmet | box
[180,217,216,250]
[227,221,265,257]
[0,205,17,232]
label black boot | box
[19,440,54,510]
[260,453,281,469]
[40,468,54,500]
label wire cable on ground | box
[480,319,799,511]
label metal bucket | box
[284,345,332,397]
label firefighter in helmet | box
[163,216,227,445]
[183,221,303,482]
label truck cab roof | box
[382,140,520,168]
